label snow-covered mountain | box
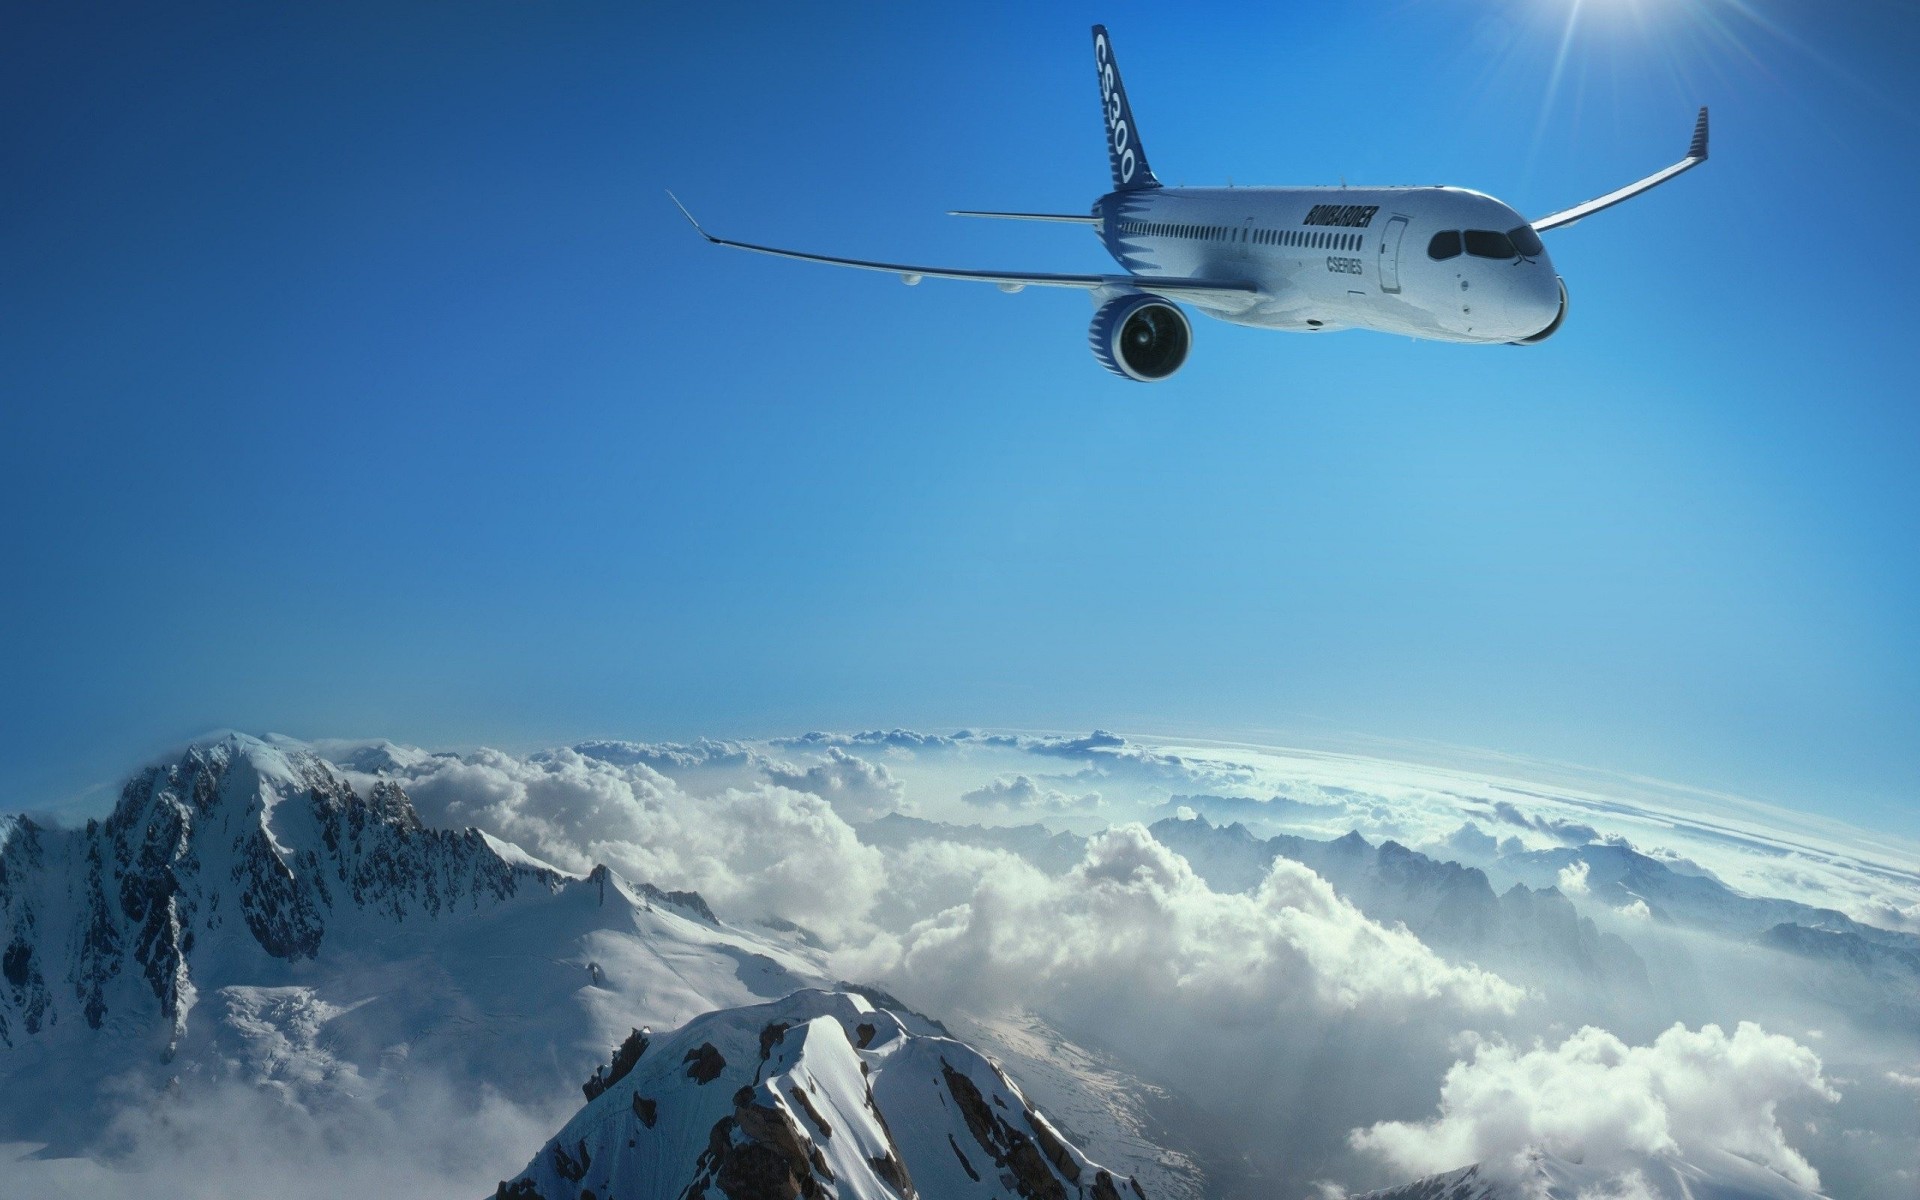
[0,735,828,1148]
[496,988,1148,1200]
[1499,844,1920,952]
[1354,1148,1829,1200]
[1146,815,1648,1005]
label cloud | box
[774,729,964,752]
[1351,1021,1838,1191]
[874,825,1521,1020]
[835,825,1532,1196]
[1489,801,1603,847]
[379,746,886,939]
[565,738,753,771]
[1434,822,1501,863]
[1616,898,1652,920]
[958,774,1102,814]
[1558,861,1592,896]
[3,1073,567,1200]
[765,747,904,821]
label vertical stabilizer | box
[1091,25,1161,192]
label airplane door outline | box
[1378,215,1408,294]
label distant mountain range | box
[3,735,1875,1199]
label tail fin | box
[1091,25,1160,192]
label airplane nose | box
[1509,264,1561,333]
[1510,270,1568,344]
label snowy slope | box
[0,735,832,1148]
[496,988,1149,1200]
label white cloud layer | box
[1558,860,1592,896]
[958,774,1102,813]
[867,824,1523,1019]
[765,746,905,821]
[383,746,887,938]
[1352,1021,1839,1191]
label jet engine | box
[1089,293,1190,381]
[1513,277,1569,345]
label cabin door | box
[1378,215,1408,294]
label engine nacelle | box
[1513,276,1569,345]
[1089,294,1191,381]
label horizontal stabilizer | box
[949,210,1101,225]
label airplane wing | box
[667,193,1255,301]
[1532,107,1708,232]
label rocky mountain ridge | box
[0,735,824,1151]
[0,734,572,1054]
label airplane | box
[671,24,1708,382]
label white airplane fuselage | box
[676,25,1702,378]
[1094,185,1565,344]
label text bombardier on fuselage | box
[671,24,1709,382]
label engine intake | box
[1089,294,1190,381]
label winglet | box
[1529,105,1712,233]
[666,191,719,243]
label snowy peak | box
[0,734,568,1049]
[499,989,1148,1200]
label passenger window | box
[1464,229,1517,258]
[1508,224,1544,257]
[1428,231,1462,260]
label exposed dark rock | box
[1026,1110,1079,1182]
[496,1179,547,1200]
[584,1027,652,1102]
[3,939,32,988]
[787,1084,832,1137]
[808,1145,834,1182]
[949,1134,981,1181]
[684,1042,727,1084]
[632,1094,658,1127]
[940,1058,1066,1200]
[1091,1170,1125,1200]
[759,1021,791,1062]
[855,1022,876,1049]
[867,1152,915,1198]
[1004,1140,1066,1200]
[551,1139,590,1183]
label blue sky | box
[3,1,1916,832]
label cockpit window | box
[1427,231,1461,261]
[1509,224,1545,258]
[1464,230,1517,259]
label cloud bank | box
[383,746,887,938]
[1352,1021,1838,1191]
